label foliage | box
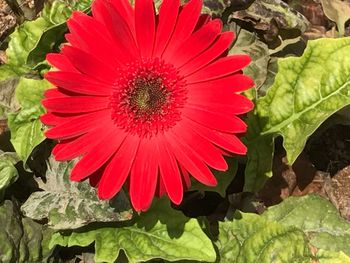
[21,156,133,230]
[0,0,349,262]
[0,151,19,200]
[7,78,50,163]
[50,198,216,263]
[244,37,350,191]
[0,200,54,263]
[215,195,350,262]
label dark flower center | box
[110,58,187,137]
[129,77,169,118]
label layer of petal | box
[130,138,158,211]
[91,0,138,61]
[70,128,127,181]
[185,55,251,83]
[43,88,69,98]
[162,0,202,59]
[46,53,78,72]
[109,0,135,38]
[179,164,191,190]
[45,110,111,139]
[67,12,123,68]
[98,135,140,200]
[41,113,67,126]
[182,107,247,133]
[45,71,112,96]
[183,118,247,154]
[135,0,155,57]
[171,124,227,171]
[179,32,234,76]
[186,74,255,93]
[53,126,112,161]
[165,132,217,186]
[194,14,211,31]
[62,45,118,84]
[157,139,183,205]
[169,19,222,68]
[153,0,180,57]
[188,101,253,115]
[42,96,109,113]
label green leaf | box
[202,0,232,16]
[21,156,133,230]
[0,64,20,119]
[0,200,55,263]
[244,37,350,192]
[7,78,50,162]
[215,212,312,262]
[262,194,350,256]
[230,28,270,90]
[243,98,275,192]
[0,151,19,200]
[316,250,350,263]
[215,195,350,262]
[191,157,237,197]
[232,0,309,33]
[3,0,92,76]
[50,198,216,263]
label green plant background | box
[0,0,350,262]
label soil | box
[259,124,350,220]
[0,0,16,42]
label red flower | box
[41,0,254,211]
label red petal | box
[45,110,111,139]
[158,139,183,205]
[45,71,112,96]
[183,118,247,154]
[168,19,222,68]
[156,177,167,198]
[62,46,118,84]
[109,0,135,38]
[187,92,254,114]
[182,108,247,133]
[70,129,126,181]
[179,32,234,76]
[91,0,138,61]
[42,96,109,113]
[64,33,80,47]
[172,124,227,171]
[98,135,140,199]
[43,88,68,98]
[188,101,254,115]
[41,113,66,126]
[165,132,217,186]
[153,0,180,57]
[185,55,251,83]
[162,0,202,58]
[187,85,240,102]
[194,14,211,31]
[130,138,158,211]
[229,74,255,92]
[186,74,255,93]
[46,53,78,72]
[179,164,191,190]
[53,126,111,161]
[89,166,105,187]
[135,0,155,57]
[67,12,123,68]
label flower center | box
[110,58,187,137]
[129,77,168,117]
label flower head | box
[41,0,254,211]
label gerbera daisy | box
[41,0,254,211]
